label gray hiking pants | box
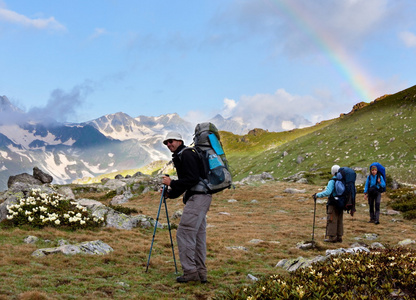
[326,204,343,238]
[176,193,212,277]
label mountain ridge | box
[1,85,415,190]
[0,96,251,190]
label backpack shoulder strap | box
[177,146,196,159]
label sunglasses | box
[163,139,175,145]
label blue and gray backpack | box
[330,167,357,215]
[179,122,233,194]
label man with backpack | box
[364,163,386,225]
[312,165,344,243]
[162,131,212,283]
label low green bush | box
[215,248,416,299]
[109,204,138,215]
[388,188,416,219]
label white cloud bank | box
[399,31,416,48]
[0,6,66,31]
[220,88,331,132]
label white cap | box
[331,165,340,176]
[163,131,183,145]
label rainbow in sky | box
[271,0,379,102]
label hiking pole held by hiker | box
[145,175,178,274]
[163,175,178,274]
[312,193,317,242]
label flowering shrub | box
[6,188,104,229]
[215,248,416,299]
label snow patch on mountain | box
[0,125,36,149]
[0,151,11,160]
[81,160,104,173]
[0,124,76,149]
[43,153,73,183]
[8,145,33,162]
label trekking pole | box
[163,179,178,274]
[312,194,317,242]
[145,184,165,272]
[145,176,178,273]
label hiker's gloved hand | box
[312,193,317,201]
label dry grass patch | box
[1,182,416,299]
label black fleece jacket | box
[168,144,204,201]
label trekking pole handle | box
[162,174,170,198]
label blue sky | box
[1,0,415,132]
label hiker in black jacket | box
[162,132,212,283]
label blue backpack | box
[369,162,386,192]
[181,122,233,194]
[331,167,356,215]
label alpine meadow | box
[1,85,416,299]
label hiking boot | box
[200,277,208,284]
[375,221,380,225]
[368,219,375,223]
[324,236,337,243]
[176,272,200,283]
[198,273,208,284]
[336,236,343,243]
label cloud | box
[0,6,66,31]
[28,83,93,124]
[222,98,237,118]
[183,110,211,126]
[89,28,108,40]
[220,0,398,57]
[219,89,331,132]
[281,120,296,131]
[399,31,416,48]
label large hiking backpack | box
[369,162,386,192]
[188,122,232,194]
[331,167,356,216]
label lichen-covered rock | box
[7,173,42,189]
[31,240,113,257]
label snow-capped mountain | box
[209,114,250,135]
[0,95,248,190]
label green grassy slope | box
[221,85,416,185]
[76,85,416,186]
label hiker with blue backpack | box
[364,163,386,225]
[312,165,344,243]
[162,131,212,283]
[312,164,356,243]
[161,123,232,284]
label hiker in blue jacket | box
[364,165,386,225]
[313,165,343,243]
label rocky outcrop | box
[276,246,372,272]
[7,167,53,188]
[236,172,275,185]
[7,173,42,188]
[32,240,113,257]
[33,167,53,184]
